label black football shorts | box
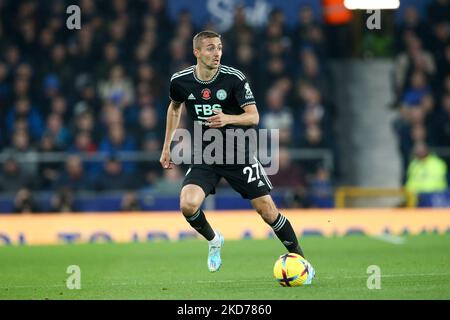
[182,161,273,200]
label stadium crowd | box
[0,0,335,212]
[392,0,450,189]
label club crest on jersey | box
[201,88,211,100]
[216,89,227,100]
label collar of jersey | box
[193,64,221,84]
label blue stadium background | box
[0,0,449,213]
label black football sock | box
[184,208,216,241]
[270,213,305,257]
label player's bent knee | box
[180,185,205,217]
[180,198,201,217]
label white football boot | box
[207,232,224,272]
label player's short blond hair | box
[193,30,221,49]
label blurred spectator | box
[168,37,190,75]
[120,192,141,211]
[134,32,161,71]
[95,156,136,191]
[394,105,428,181]
[405,142,448,197]
[99,123,137,173]
[4,130,38,177]
[100,102,124,129]
[307,167,334,208]
[173,10,196,44]
[395,6,429,52]
[138,133,164,184]
[54,155,94,192]
[3,45,21,70]
[292,5,318,48]
[96,42,121,80]
[13,188,40,213]
[224,5,252,48]
[74,77,102,117]
[37,133,62,190]
[394,35,435,104]
[71,105,99,141]
[231,43,258,86]
[401,71,431,108]
[152,166,183,195]
[292,5,327,60]
[261,88,293,146]
[133,63,163,99]
[427,0,450,25]
[98,64,135,109]
[42,74,61,104]
[272,76,294,103]
[0,157,32,193]
[0,61,10,110]
[41,44,74,92]
[433,94,450,147]
[299,125,328,149]
[5,97,44,141]
[270,147,306,189]
[296,83,332,144]
[261,56,289,93]
[296,48,329,96]
[68,130,99,177]
[47,95,69,122]
[13,76,32,102]
[270,147,309,208]
[285,187,311,209]
[69,131,97,154]
[140,168,161,192]
[429,22,449,82]
[134,105,161,149]
[37,28,55,61]
[44,113,70,148]
[146,0,173,32]
[15,63,33,82]
[50,187,78,213]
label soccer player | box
[160,30,315,283]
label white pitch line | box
[370,234,405,245]
[196,273,450,282]
[2,273,450,289]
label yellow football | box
[273,253,309,287]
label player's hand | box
[207,109,231,128]
[160,149,174,169]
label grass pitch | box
[0,234,449,300]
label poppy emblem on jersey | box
[201,88,211,100]
[216,89,227,100]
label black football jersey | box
[169,64,256,125]
[169,64,258,165]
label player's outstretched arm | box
[207,104,259,128]
[160,101,183,169]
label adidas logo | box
[188,93,196,100]
[282,241,293,246]
[257,180,265,187]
